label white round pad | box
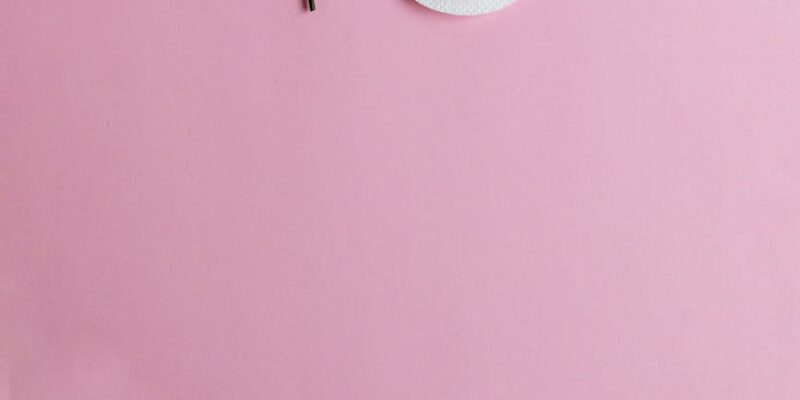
[414,0,515,16]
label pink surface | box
[2,0,800,399]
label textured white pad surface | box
[414,0,515,16]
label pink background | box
[2,0,800,399]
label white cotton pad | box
[414,0,515,16]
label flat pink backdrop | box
[2,0,800,399]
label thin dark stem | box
[309,0,316,11]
